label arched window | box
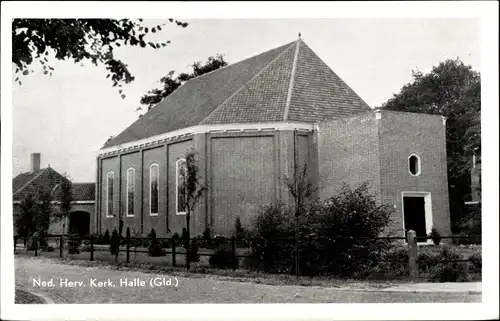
[126,168,135,217]
[408,154,421,176]
[106,172,114,217]
[150,164,159,216]
[176,158,187,215]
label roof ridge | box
[283,40,301,121]
[200,41,297,125]
[298,41,371,109]
[186,40,297,85]
[13,167,48,196]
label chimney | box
[30,153,41,173]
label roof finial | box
[298,32,302,39]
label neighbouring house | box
[13,153,95,236]
[96,39,451,241]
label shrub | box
[186,242,200,263]
[148,229,165,257]
[68,234,82,254]
[203,228,213,248]
[103,229,110,244]
[109,229,120,256]
[181,228,189,247]
[468,253,482,274]
[234,216,250,247]
[429,247,471,282]
[429,227,442,246]
[247,183,394,277]
[209,245,238,269]
[374,245,409,277]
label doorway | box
[402,192,432,243]
[69,211,90,237]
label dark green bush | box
[109,229,120,256]
[103,229,110,244]
[468,253,482,274]
[203,228,213,248]
[247,183,393,277]
[375,245,409,277]
[186,242,200,263]
[429,227,442,246]
[68,234,82,254]
[429,247,471,282]
[148,229,165,257]
[209,245,238,269]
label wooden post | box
[172,238,176,267]
[126,228,131,264]
[231,236,236,271]
[90,238,94,261]
[14,236,17,254]
[407,230,418,282]
[59,235,63,258]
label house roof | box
[12,167,67,200]
[52,182,96,201]
[103,39,371,148]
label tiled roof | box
[52,182,96,201]
[13,167,67,200]
[103,39,371,148]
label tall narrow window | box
[126,168,135,217]
[150,163,159,216]
[106,172,114,217]
[176,158,187,215]
[408,154,421,176]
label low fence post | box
[14,236,17,254]
[126,229,130,264]
[172,238,176,267]
[59,235,63,258]
[407,230,418,282]
[231,236,236,271]
[90,238,94,261]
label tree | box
[54,176,73,238]
[12,18,188,96]
[179,150,207,268]
[283,130,317,277]
[139,54,228,112]
[15,191,37,237]
[379,58,481,230]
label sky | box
[12,18,480,182]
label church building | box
[95,39,451,240]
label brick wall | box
[166,140,193,235]
[210,135,275,234]
[100,156,119,235]
[317,113,381,199]
[378,111,451,237]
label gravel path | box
[15,257,480,303]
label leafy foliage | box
[429,227,442,246]
[429,247,472,282]
[12,18,188,95]
[15,186,53,243]
[109,229,120,256]
[68,233,82,254]
[148,228,165,257]
[139,54,228,111]
[209,245,239,270]
[247,183,394,277]
[53,176,72,236]
[103,229,110,244]
[378,58,481,230]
